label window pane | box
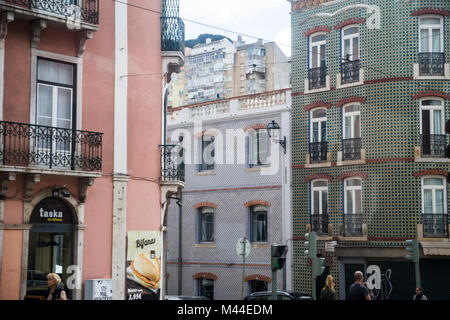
[344,39,351,58]
[421,109,430,134]
[432,29,441,52]
[38,59,73,86]
[424,190,433,213]
[312,109,326,118]
[321,121,327,142]
[311,34,326,42]
[201,213,214,242]
[420,29,429,52]
[346,179,361,187]
[312,122,319,142]
[346,190,353,213]
[322,191,327,214]
[433,110,442,134]
[353,37,359,60]
[355,190,362,213]
[422,100,442,106]
[423,178,443,186]
[37,85,53,119]
[313,191,320,214]
[420,18,441,25]
[251,209,267,242]
[313,180,327,188]
[344,27,358,36]
[57,88,72,127]
[354,114,361,138]
[257,131,268,165]
[435,190,444,214]
[320,44,326,67]
[311,45,318,68]
[344,117,351,139]
[344,105,359,113]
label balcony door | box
[422,177,447,237]
[420,99,445,156]
[310,108,327,162]
[36,58,75,168]
[311,180,328,234]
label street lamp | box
[267,120,287,154]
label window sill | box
[336,149,366,166]
[414,147,449,163]
[305,153,332,168]
[306,223,333,239]
[195,171,216,176]
[194,243,217,248]
[304,75,331,94]
[413,63,450,80]
[336,69,364,89]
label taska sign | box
[39,208,64,222]
[30,197,74,224]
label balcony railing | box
[311,214,329,235]
[161,16,185,53]
[3,0,100,25]
[309,141,328,163]
[420,134,446,157]
[342,138,361,161]
[308,66,327,90]
[421,214,448,238]
[343,213,363,237]
[418,53,445,76]
[0,121,102,171]
[341,60,360,84]
[160,144,184,182]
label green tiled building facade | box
[290,0,449,299]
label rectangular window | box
[200,135,215,171]
[250,205,268,242]
[418,16,444,76]
[248,129,269,167]
[311,180,328,234]
[342,105,362,161]
[341,26,360,84]
[420,99,445,157]
[198,278,214,300]
[199,207,214,242]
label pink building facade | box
[0,0,184,300]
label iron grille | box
[4,0,100,25]
[160,144,185,182]
[421,214,448,238]
[418,53,445,76]
[342,138,361,161]
[420,134,446,157]
[0,121,102,171]
[341,60,360,84]
[161,16,185,52]
[343,213,363,237]
[309,141,328,163]
[311,214,329,235]
[308,66,327,90]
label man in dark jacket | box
[348,271,371,300]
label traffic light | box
[312,256,326,277]
[271,244,288,270]
[404,239,419,263]
[304,231,317,259]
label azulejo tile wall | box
[291,0,449,297]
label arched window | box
[342,104,361,161]
[310,180,328,234]
[310,108,327,163]
[309,33,327,90]
[418,16,444,76]
[343,178,363,237]
[421,176,448,238]
[420,98,445,157]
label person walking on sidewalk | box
[348,271,371,300]
[320,275,337,300]
[413,287,428,300]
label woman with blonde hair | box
[46,273,68,300]
[320,274,337,300]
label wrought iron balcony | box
[342,138,361,161]
[3,0,100,25]
[309,141,328,163]
[418,53,445,76]
[160,144,184,182]
[343,213,363,237]
[308,66,327,90]
[311,214,329,235]
[341,59,360,84]
[420,134,446,157]
[0,121,102,171]
[161,16,185,53]
[421,214,448,238]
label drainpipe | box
[177,191,183,295]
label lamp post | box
[266,120,287,154]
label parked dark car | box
[244,291,313,300]
[165,295,210,300]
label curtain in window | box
[424,190,433,213]
[257,131,268,165]
[432,29,441,52]
[420,29,429,52]
[201,212,214,242]
[251,206,267,242]
[433,110,442,134]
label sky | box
[180,0,292,57]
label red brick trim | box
[412,91,450,100]
[184,185,282,194]
[304,173,333,183]
[244,200,272,208]
[336,172,368,181]
[336,96,366,108]
[413,169,448,178]
[244,123,267,132]
[366,158,415,163]
[193,202,218,209]
[335,18,366,30]
[192,272,218,281]
[303,26,331,37]
[411,8,450,17]
[304,101,332,112]
[244,274,272,283]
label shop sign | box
[126,231,161,300]
[30,197,73,224]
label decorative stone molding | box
[412,91,450,100]
[79,177,95,203]
[192,272,217,281]
[304,101,332,112]
[304,173,333,183]
[413,169,448,178]
[77,30,93,57]
[336,171,368,181]
[411,8,450,17]
[303,25,331,37]
[30,19,47,48]
[0,172,16,199]
[244,274,271,283]
[193,202,218,209]
[0,12,14,41]
[336,96,366,108]
[23,174,40,199]
[335,18,366,30]
[244,200,272,208]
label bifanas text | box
[135,238,156,249]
